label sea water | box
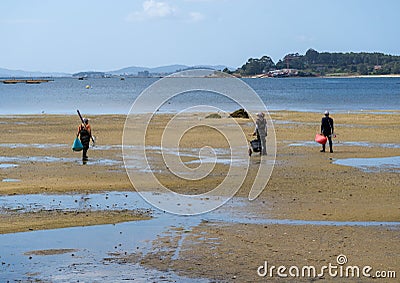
[0,77,399,115]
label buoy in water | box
[85,85,91,89]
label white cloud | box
[126,0,205,23]
[126,0,176,22]
[143,0,175,17]
[188,12,204,22]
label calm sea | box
[0,77,399,115]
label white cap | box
[324,110,329,115]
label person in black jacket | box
[320,110,334,153]
[77,118,92,161]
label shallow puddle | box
[0,155,121,166]
[0,220,208,282]
[0,143,69,149]
[333,156,400,173]
[0,192,209,282]
[0,163,19,169]
[287,140,400,148]
[2,178,20,182]
[0,192,139,213]
[0,144,249,169]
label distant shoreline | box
[3,73,400,80]
[246,73,400,79]
[322,74,400,79]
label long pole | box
[77,109,95,143]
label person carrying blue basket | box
[77,118,92,161]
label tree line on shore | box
[225,49,400,77]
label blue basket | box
[72,137,83,151]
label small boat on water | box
[2,79,53,84]
[26,80,48,84]
[2,79,20,84]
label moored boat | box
[2,79,53,84]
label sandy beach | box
[0,111,399,281]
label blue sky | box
[1,0,399,73]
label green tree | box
[222,67,231,74]
[358,64,368,75]
[305,48,319,65]
[239,56,275,76]
[392,62,400,74]
[236,50,400,76]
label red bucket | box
[315,133,327,145]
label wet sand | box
[0,209,151,234]
[0,111,399,281]
[126,222,399,282]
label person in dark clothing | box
[320,111,334,153]
[77,118,92,161]
[254,112,268,156]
